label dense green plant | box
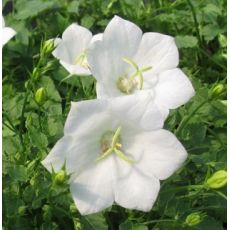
[3,0,226,229]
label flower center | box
[116,57,152,94]
[96,126,134,163]
[74,50,89,68]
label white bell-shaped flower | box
[53,23,102,76]
[2,16,16,47]
[42,93,187,215]
[87,16,195,111]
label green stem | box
[141,219,177,225]
[19,92,29,150]
[212,190,227,200]
[175,100,208,135]
[199,48,227,71]
[187,0,202,48]
[161,185,204,194]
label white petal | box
[2,27,16,46]
[87,16,143,96]
[114,167,160,211]
[70,156,115,215]
[123,129,187,180]
[41,136,74,172]
[103,16,142,58]
[52,23,92,65]
[64,99,112,136]
[88,41,125,98]
[59,60,91,76]
[90,33,103,44]
[134,32,179,74]
[154,68,195,109]
[2,16,5,27]
[110,91,168,131]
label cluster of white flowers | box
[42,16,195,215]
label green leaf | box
[28,127,48,149]
[119,220,147,230]
[81,15,95,28]
[8,165,27,182]
[175,35,198,48]
[81,213,107,230]
[201,24,224,41]
[14,0,57,20]
[120,220,133,230]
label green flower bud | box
[18,205,27,216]
[35,87,47,105]
[70,203,77,214]
[42,39,55,55]
[185,212,202,226]
[42,204,52,221]
[218,34,227,48]
[206,170,227,189]
[32,67,40,80]
[54,170,66,185]
[210,84,225,98]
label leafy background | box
[2,0,227,229]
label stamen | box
[116,57,152,93]
[111,126,122,148]
[96,126,134,164]
[114,149,134,163]
[74,50,89,68]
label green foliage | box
[3,0,226,229]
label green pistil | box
[117,57,152,94]
[74,50,89,68]
[96,126,134,163]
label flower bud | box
[210,84,225,98]
[70,203,77,214]
[54,170,66,185]
[185,212,202,226]
[206,170,227,189]
[35,87,47,106]
[42,39,54,55]
[18,205,27,216]
[42,204,52,221]
[32,67,40,80]
[218,34,227,48]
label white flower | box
[87,16,195,111]
[52,23,102,76]
[2,16,16,47]
[42,93,187,215]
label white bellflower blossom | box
[42,94,187,215]
[52,23,102,76]
[2,16,16,47]
[87,16,195,112]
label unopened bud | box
[54,170,66,185]
[42,204,52,221]
[70,203,77,214]
[206,170,227,189]
[42,39,54,55]
[35,87,47,105]
[210,84,225,98]
[218,34,227,48]
[185,212,203,226]
[32,67,40,80]
[18,206,27,216]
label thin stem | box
[199,48,227,71]
[175,100,208,135]
[19,92,29,150]
[141,219,177,225]
[161,185,204,194]
[187,0,202,47]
